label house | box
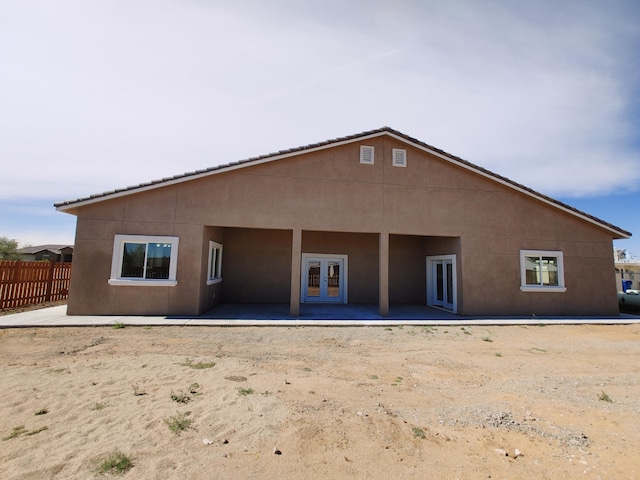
[55,127,631,317]
[614,248,640,291]
[17,245,74,263]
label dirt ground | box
[0,322,638,479]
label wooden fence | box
[0,261,72,310]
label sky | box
[1,0,639,257]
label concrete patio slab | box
[1,304,639,327]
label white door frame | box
[426,254,457,313]
[301,253,348,304]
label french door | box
[301,254,348,303]
[426,255,457,312]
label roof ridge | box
[54,127,631,238]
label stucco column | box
[290,228,302,317]
[379,231,389,316]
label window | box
[207,241,223,285]
[109,235,179,286]
[392,148,406,167]
[520,250,566,292]
[360,145,375,164]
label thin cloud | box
[0,0,638,204]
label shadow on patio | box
[200,304,460,321]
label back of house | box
[55,127,630,317]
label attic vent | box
[392,148,407,167]
[360,145,375,164]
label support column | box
[290,228,302,317]
[379,231,389,317]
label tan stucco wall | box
[221,228,292,304]
[65,135,620,316]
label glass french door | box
[302,255,347,303]
[426,255,457,312]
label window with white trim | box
[207,241,223,285]
[520,250,566,292]
[109,235,179,286]
[360,145,375,164]
[392,148,406,167]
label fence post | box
[45,260,54,302]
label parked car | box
[618,289,640,313]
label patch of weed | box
[598,391,613,403]
[97,450,133,475]
[181,358,216,369]
[482,336,493,342]
[302,367,312,372]
[412,427,426,439]
[112,321,125,329]
[3,425,47,440]
[237,386,254,396]
[170,390,191,404]
[35,408,49,416]
[3,426,26,441]
[90,402,107,411]
[164,411,192,435]
[25,426,48,436]
[529,348,547,354]
[384,327,392,331]
[368,375,379,380]
[495,352,503,357]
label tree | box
[0,237,20,260]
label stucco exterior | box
[56,128,630,317]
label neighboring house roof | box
[54,126,632,239]
[17,245,74,255]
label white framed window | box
[207,241,223,285]
[392,148,407,167]
[108,235,179,286]
[520,250,566,292]
[360,145,375,164]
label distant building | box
[614,248,639,291]
[17,245,73,263]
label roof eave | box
[54,127,632,239]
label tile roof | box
[54,126,631,238]
[17,245,74,255]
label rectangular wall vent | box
[392,148,407,167]
[360,145,375,164]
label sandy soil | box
[0,323,639,479]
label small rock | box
[203,438,213,445]
[273,447,282,455]
[514,449,523,458]
[222,438,229,444]
[222,453,227,458]
[494,448,508,457]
